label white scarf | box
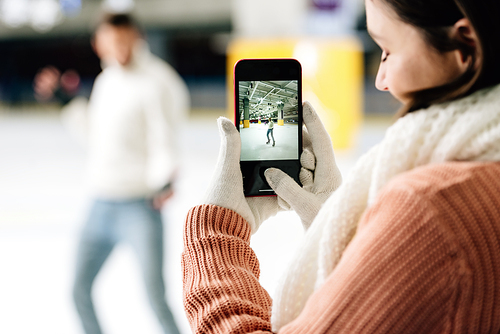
[272,84,500,330]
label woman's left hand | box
[202,117,287,233]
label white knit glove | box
[202,117,287,233]
[203,102,341,232]
[264,102,342,229]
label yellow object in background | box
[244,120,250,128]
[278,119,285,126]
[227,37,364,149]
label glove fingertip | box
[300,149,316,171]
[303,101,313,112]
[302,101,316,120]
[264,166,289,175]
[299,167,314,186]
[264,168,279,184]
[217,117,237,136]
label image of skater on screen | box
[238,80,300,161]
[266,117,275,146]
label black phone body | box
[234,59,303,197]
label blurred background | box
[0,0,401,333]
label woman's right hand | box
[264,102,342,229]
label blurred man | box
[34,13,189,334]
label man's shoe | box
[273,142,275,147]
[266,140,270,144]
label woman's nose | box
[375,64,389,92]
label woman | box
[183,0,500,332]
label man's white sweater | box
[66,43,189,199]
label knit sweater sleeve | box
[182,205,273,333]
[182,185,461,333]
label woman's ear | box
[451,18,482,69]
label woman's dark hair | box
[379,0,500,116]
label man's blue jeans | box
[267,128,275,143]
[72,198,180,334]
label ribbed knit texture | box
[182,205,272,333]
[182,162,500,333]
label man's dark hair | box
[98,13,141,31]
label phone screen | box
[238,80,300,162]
[234,59,302,196]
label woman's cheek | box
[390,60,417,102]
[387,79,411,104]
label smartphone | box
[234,59,303,197]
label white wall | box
[231,0,365,37]
[0,0,232,39]
[231,0,308,37]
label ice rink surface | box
[0,109,389,334]
[240,123,299,161]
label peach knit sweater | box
[182,162,500,333]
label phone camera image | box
[238,80,300,161]
[234,59,302,196]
